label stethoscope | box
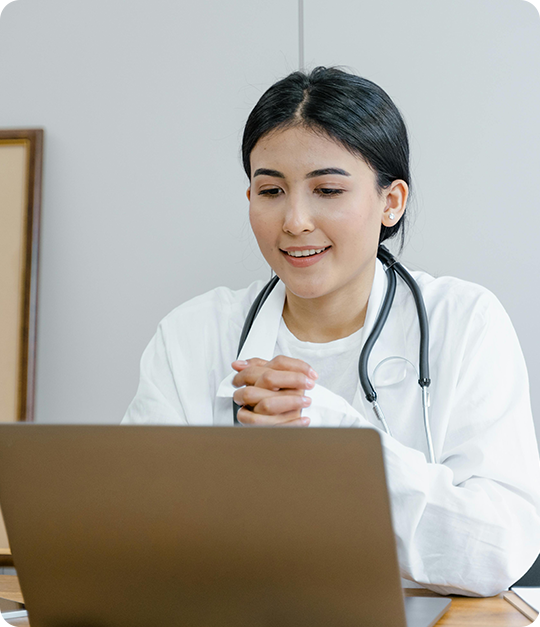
[233,245,436,464]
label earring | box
[389,212,396,220]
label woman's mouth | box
[284,246,330,257]
[280,246,332,267]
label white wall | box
[0,0,297,423]
[0,0,539,442]
[304,0,540,437]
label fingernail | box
[233,360,248,366]
[301,396,311,407]
[301,417,310,426]
[305,378,315,389]
[309,368,318,379]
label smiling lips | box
[280,246,332,267]
[285,247,328,257]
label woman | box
[122,67,540,596]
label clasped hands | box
[231,355,318,426]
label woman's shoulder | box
[406,266,508,326]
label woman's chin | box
[281,277,332,301]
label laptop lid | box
[0,425,449,627]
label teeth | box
[286,248,326,257]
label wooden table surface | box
[0,575,533,626]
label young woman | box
[122,67,540,597]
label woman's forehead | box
[250,127,373,179]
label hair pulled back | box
[241,66,411,246]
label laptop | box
[0,424,450,626]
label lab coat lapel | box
[236,279,287,362]
[215,279,286,401]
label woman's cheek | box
[251,212,277,247]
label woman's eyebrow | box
[253,167,351,179]
[306,168,351,178]
[253,168,285,178]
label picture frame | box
[0,129,43,554]
[0,129,43,425]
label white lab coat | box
[122,260,540,597]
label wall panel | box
[0,0,298,424]
[304,0,540,437]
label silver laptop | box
[0,424,450,626]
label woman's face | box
[247,125,407,302]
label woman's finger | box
[231,358,268,372]
[232,365,267,389]
[231,356,318,389]
[266,355,318,380]
[237,406,310,427]
[233,367,315,392]
[280,416,311,427]
[233,387,311,412]
[252,393,311,416]
[233,385,278,407]
[256,368,316,392]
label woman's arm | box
[121,322,189,424]
[342,290,540,596]
[390,290,540,595]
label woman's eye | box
[257,187,344,197]
[316,188,344,197]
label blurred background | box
[0,0,538,444]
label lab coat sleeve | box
[308,290,540,597]
[386,293,540,596]
[122,322,188,425]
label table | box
[0,549,13,568]
[0,574,533,626]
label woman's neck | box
[282,263,376,343]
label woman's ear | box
[381,180,408,227]
[246,187,251,201]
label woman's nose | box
[282,194,314,235]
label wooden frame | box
[0,129,42,554]
[0,129,43,424]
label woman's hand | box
[231,355,318,427]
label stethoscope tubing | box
[236,275,280,356]
[358,255,397,403]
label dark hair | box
[241,66,412,248]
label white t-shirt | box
[275,318,364,407]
